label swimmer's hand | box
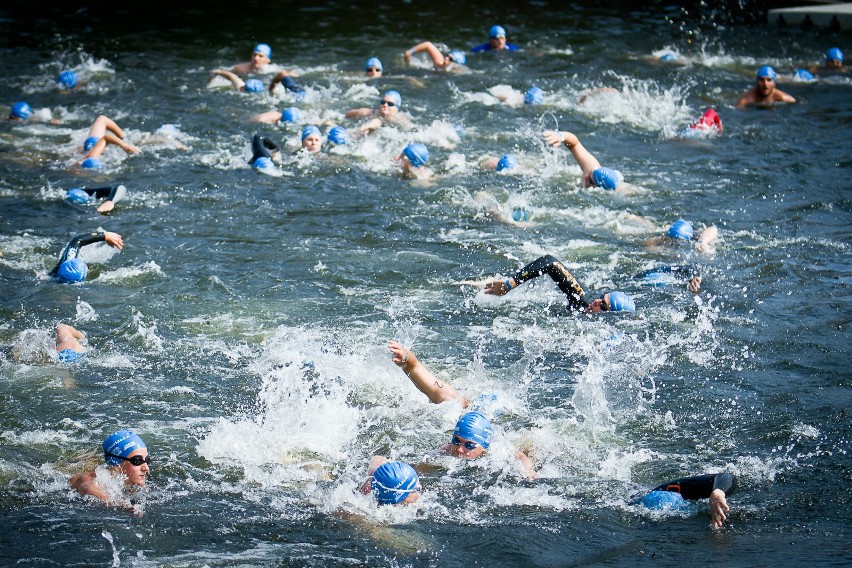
[97,200,115,214]
[709,488,730,529]
[688,276,702,293]
[388,340,414,368]
[542,130,563,147]
[484,278,513,296]
[104,232,124,250]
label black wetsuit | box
[249,133,280,165]
[650,473,737,500]
[511,255,591,312]
[80,186,123,202]
[280,75,305,95]
[48,232,107,276]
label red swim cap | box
[690,108,722,130]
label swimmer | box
[229,43,272,75]
[55,323,86,363]
[396,143,431,179]
[345,90,412,133]
[481,254,636,314]
[358,456,421,506]
[471,25,520,53]
[809,47,846,75]
[364,57,383,79]
[635,472,737,529]
[646,219,718,254]
[542,130,624,190]
[49,231,124,283]
[326,125,348,147]
[251,106,301,125]
[736,66,796,108]
[65,184,128,214]
[8,101,60,124]
[79,115,141,170]
[388,341,537,479]
[300,125,323,154]
[268,70,305,96]
[249,133,280,167]
[57,70,80,91]
[524,87,544,105]
[403,41,467,70]
[686,108,723,134]
[636,264,703,293]
[577,87,620,105]
[207,69,265,93]
[69,430,150,505]
[481,154,521,173]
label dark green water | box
[1,1,850,566]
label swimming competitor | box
[364,57,383,79]
[55,323,86,363]
[736,66,796,108]
[358,456,421,506]
[635,472,737,529]
[481,154,521,173]
[345,90,412,133]
[207,69,265,93]
[542,130,624,190]
[229,43,272,75]
[684,108,723,135]
[249,133,280,168]
[69,430,150,506]
[326,126,348,147]
[299,125,323,154]
[79,115,141,170]
[481,254,636,314]
[809,47,846,75]
[57,70,80,92]
[64,184,127,214]
[268,70,306,97]
[397,143,431,179]
[403,41,467,71]
[251,106,301,125]
[387,341,537,479]
[471,25,520,53]
[8,101,61,124]
[646,219,718,254]
[49,231,124,282]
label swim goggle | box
[106,453,151,467]
[451,435,480,450]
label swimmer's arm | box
[251,111,284,124]
[69,471,110,502]
[405,41,446,67]
[775,89,797,104]
[102,133,141,155]
[542,131,601,180]
[359,118,383,134]
[269,71,304,95]
[102,231,124,250]
[695,225,718,253]
[388,341,466,405]
[229,62,252,75]
[735,90,753,109]
[514,450,538,480]
[345,108,373,119]
[209,69,245,90]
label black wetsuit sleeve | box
[250,134,280,164]
[651,473,737,500]
[281,76,305,94]
[84,186,114,199]
[50,232,107,275]
[511,255,590,311]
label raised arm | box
[404,41,447,68]
[209,68,245,90]
[484,255,590,312]
[269,70,305,95]
[543,130,601,183]
[388,341,465,405]
[695,225,718,253]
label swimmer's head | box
[756,65,776,81]
[9,101,32,120]
[826,47,844,67]
[660,52,677,62]
[83,136,100,152]
[605,291,635,313]
[524,87,544,105]
[591,167,623,190]
[667,219,694,241]
[402,143,429,167]
[365,57,383,77]
[641,490,686,511]
[496,154,518,172]
[301,125,322,153]
[253,43,272,61]
[490,25,506,39]
[447,50,466,66]
[280,107,301,123]
[383,90,402,107]
[253,156,274,170]
[103,429,147,467]
[57,258,88,283]
[65,188,92,205]
[57,70,79,90]
[454,411,493,449]
[81,157,103,170]
[793,68,815,81]
[327,126,347,145]
[371,461,420,505]
[511,207,529,222]
[243,79,264,93]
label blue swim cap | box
[511,207,529,222]
[280,107,301,123]
[65,188,92,205]
[301,124,321,142]
[826,47,843,63]
[607,291,635,313]
[384,90,402,108]
[254,43,272,59]
[667,219,694,241]
[641,490,686,511]
[454,411,493,449]
[244,79,264,93]
[756,65,777,80]
[83,136,100,152]
[524,87,544,105]
[371,461,420,505]
[253,156,274,170]
[57,258,88,282]
[793,68,815,81]
[81,157,103,170]
[103,430,147,466]
[10,102,32,120]
[57,70,79,90]
[592,167,623,190]
[327,126,347,145]
[402,143,429,167]
[496,154,518,172]
[365,57,383,71]
[660,52,677,62]
[448,50,466,65]
[490,25,506,39]
[57,348,83,364]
